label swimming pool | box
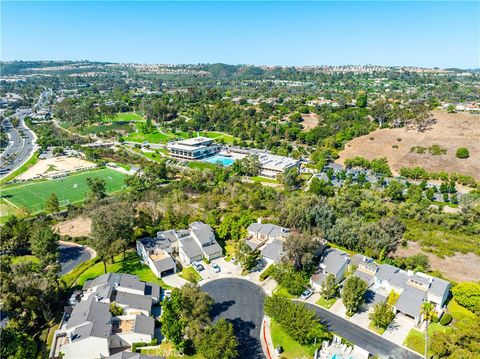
[330,354,352,359]
[202,155,235,166]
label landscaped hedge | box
[259,264,275,281]
[440,313,452,326]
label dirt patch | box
[54,217,92,238]
[301,113,320,131]
[395,241,480,282]
[337,110,480,180]
[18,157,97,181]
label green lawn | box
[102,112,145,123]
[75,251,171,289]
[1,168,127,214]
[403,329,424,354]
[404,323,452,354]
[0,197,24,224]
[133,149,165,163]
[368,321,386,335]
[251,176,280,184]
[178,267,202,283]
[12,255,40,265]
[315,296,337,309]
[0,152,39,185]
[274,286,295,299]
[80,122,132,136]
[199,131,238,144]
[123,123,174,144]
[188,161,218,171]
[270,320,317,359]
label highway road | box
[0,111,36,179]
[0,90,51,180]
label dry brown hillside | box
[337,110,480,180]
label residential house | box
[138,222,222,269]
[371,264,451,325]
[246,221,291,263]
[137,237,177,278]
[178,222,223,264]
[107,353,165,359]
[51,273,159,359]
[310,248,349,291]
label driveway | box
[383,314,416,346]
[302,302,421,359]
[201,278,265,359]
[198,258,242,281]
[59,244,92,275]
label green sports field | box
[1,168,127,214]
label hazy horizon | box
[2,1,479,68]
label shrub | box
[260,264,275,281]
[439,313,452,326]
[131,342,148,352]
[431,314,439,323]
[452,282,480,314]
[456,147,470,159]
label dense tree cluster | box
[160,284,238,358]
[264,295,331,345]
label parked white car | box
[212,263,221,273]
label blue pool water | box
[202,155,235,166]
[330,354,352,359]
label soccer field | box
[1,168,127,214]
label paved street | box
[59,244,92,275]
[201,278,266,359]
[0,111,36,179]
[302,302,422,359]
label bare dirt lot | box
[337,111,480,180]
[395,241,480,283]
[301,113,320,131]
[54,216,92,238]
[18,157,96,181]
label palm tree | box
[421,302,435,359]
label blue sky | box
[2,1,479,68]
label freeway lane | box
[0,112,36,179]
[302,302,422,359]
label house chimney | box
[363,256,367,262]
[94,294,99,302]
[257,218,262,224]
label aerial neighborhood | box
[1,3,479,359]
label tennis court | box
[1,168,127,214]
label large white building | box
[254,152,300,178]
[167,137,220,160]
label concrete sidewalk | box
[261,316,275,359]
